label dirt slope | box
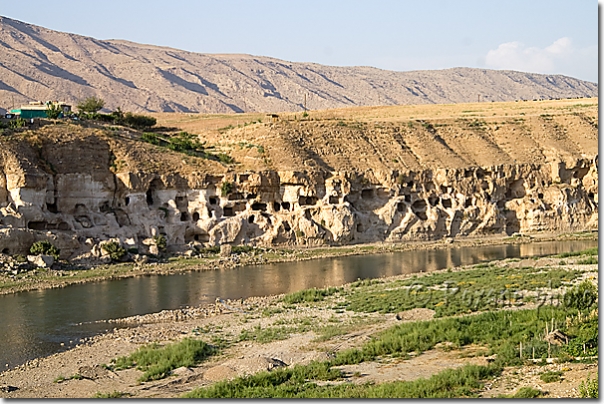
[0,16,597,113]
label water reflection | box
[0,239,596,370]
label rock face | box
[0,101,598,262]
[0,16,597,113]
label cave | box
[356,223,364,232]
[246,193,257,200]
[411,200,428,221]
[209,197,218,205]
[251,202,267,211]
[180,212,189,221]
[1,248,9,254]
[223,206,235,217]
[538,193,544,199]
[397,202,406,212]
[99,201,112,213]
[248,215,255,224]
[464,198,473,208]
[428,196,439,206]
[146,179,164,207]
[329,196,339,204]
[192,212,200,221]
[282,221,291,231]
[273,202,281,212]
[441,198,452,209]
[46,201,58,213]
[146,189,154,206]
[361,189,374,199]
[228,193,244,201]
[27,221,47,230]
[124,197,130,206]
[175,196,187,210]
[404,194,411,203]
[299,196,318,206]
[281,202,291,210]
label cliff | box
[0,99,597,263]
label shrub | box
[153,235,167,251]
[122,112,156,129]
[500,387,542,398]
[92,391,129,398]
[282,287,341,304]
[29,240,60,259]
[540,370,562,383]
[221,181,233,197]
[563,281,597,311]
[101,241,126,262]
[77,96,105,113]
[579,374,598,398]
[111,338,215,382]
[45,103,63,119]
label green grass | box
[579,374,598,398]
[540,370,562,383]
[577,256,598,265]
[92,391,130,398]
[282,286,342,304]
[556,247,598,258]
[498,386,542,398]
[110,338,216,382]
[183,363,500,398]
[342,265,580,317]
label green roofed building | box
[11,101,71,119]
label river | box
[0,239,597,370]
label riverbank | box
[0,231,597,296]
[0,245,598,398]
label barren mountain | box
[0,16,597,113]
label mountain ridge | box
[0,16,597,113]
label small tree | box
[101,241,126,262]
[45,103,63,119]
[77,96,105,114]
[30,240,60,259]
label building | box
[10,101,72,119]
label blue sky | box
[0,0,598,82]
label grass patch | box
[498,386,542,398]
[343,265,580,317]
[540,370,562,383]
[579,374,598,398]
[576,256,597,265]
[110,338,216,382]
[183,362,500,398]
[92,391,130,398]
[282,287,342,304]
[556,247,598,258]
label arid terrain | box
[0,16,597,113]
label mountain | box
[0,16,598,113]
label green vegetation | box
[539,370,562,383]
[153,235,167,252]
[498,386,542,398]
[45,103,63,119]
[101,241,126,262]
[29,240,60,260]
[556,247,598,258]
[111,338,216,382]
[77,96,105,113]
[282,287,342,304]
[220,181,233,197]
[563,280,597,311]
[183,363,500,398]
[579,374,598,398]
[92,391,130,398]
[53,373,82,383]
[342,265,580,317]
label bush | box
[45,103,63,119]
[153,235,167,251]
[101,241,126,262]
[122,112,156,129]
[579,374,598,398]
[112,338,215,382]
[282,287,341,304]
[540,370,562,383]
[29,240,60,259]
[563,281,597,311]
[221,182,233,197]
[77,96,105,113]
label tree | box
[77,96,105,114]
[45,103,63,119]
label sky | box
[0,0,599,82]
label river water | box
[0,239,597,370]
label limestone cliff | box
[0,100,598,262]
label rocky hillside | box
[0,16,598,114]
[0,99,597,263]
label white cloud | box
[485,37,574,74]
